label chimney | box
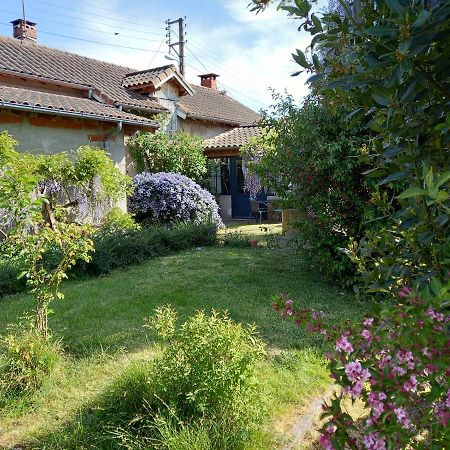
[11,19,37,42]
[198,73,219,90]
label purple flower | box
[336,335,354,354]
[362,431,386,450]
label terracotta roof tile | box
[0,85,158,126]
[204,125,262,150]
[122,65,177,88]
[0,36,164,112]
[178,85,261,126]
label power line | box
[0,0,164,36]
[30,0,163,31]
[0,21,169,53]
[186,39,269,92]
[0,8,164,43]
[185,44,269,99]
[184,62,268,110]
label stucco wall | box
[0,110,128,212]
[179,118,230,139]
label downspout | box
[103,120,123,150]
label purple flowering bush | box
[128,172,223,228]
[272,280,450,449]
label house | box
[0,19,262,218]
[204,125,263,219]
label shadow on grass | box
[0,247,366,360]
[33,361,155,450]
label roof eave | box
[0,102,158,128]
[153,72,194,96]
[118,102,167,114]
[178,109,242,126]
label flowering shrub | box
[128,172,223,228]
[273,280,450,448]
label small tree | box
[242,94,373,285]
[0,133,130,337]
[128,131,207,184]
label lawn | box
[0,225,365,449]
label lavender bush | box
[129,172,223,228]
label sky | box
[0,0,324,112]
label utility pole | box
[165,17,186,76]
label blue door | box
[230,157,250,219]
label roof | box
[204,125,262,150]
[178,85,261,126]
[0,85,158,127]
[0,36,261,126]
[0,36,164,112]
[122,64,194,95]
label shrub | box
[0,258,26,297]
[101,207,140,233]
[144,306,266,448]
[243,94,373,286]
[219,231,252,248]
[0,322,60,405]
[129,172,223,228]
[75,223,217,276]
[127,130,207,184]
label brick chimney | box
[11,19,37,42]
[198,73,219,90]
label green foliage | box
[243,94,373,285]
[101,207,140,232]
[145,307,266,448]
[260,0,450,447]
[75,223,217,276]
[0,321,60,406]
[128,131,207,184]
[219,230,252,248]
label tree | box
[128,131,207,184]
[243,93,373,285]
[252,0,450,447]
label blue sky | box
[0,0,319,111]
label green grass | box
[0,225,365,449]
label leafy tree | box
[243,93,373,285]
[128,131,207,184]
[252,0,449,447]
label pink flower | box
[426,308,445,322]
[344,380,364,399]
[336,335,354,354]
[361,329,372,340]
[391,365,406,377]
[434,390,450,426]
[393,406,411,429]
[363,317,374,327]
[319,434,334,450]
[368,392,387,419]
[345,361,371,383]
[403,375,418,393]
[397,286,413,298]
[362,431,386,450]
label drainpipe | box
[103,120,123,150]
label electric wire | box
[0,0,165,36]
[29,0,163,31]
[0,21,169,53]
[0,8,164,42]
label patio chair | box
[250,199,267,223]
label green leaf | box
[292,50,310,69]
[384,0,406,16]
[425,167,434,190]
[371,93,391,106]
[294,0,312,16]
[397,187,427,199]
[311,14,323,32]
[412,9,430,28]
[435,172,450,189]
[365,25,397,37]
